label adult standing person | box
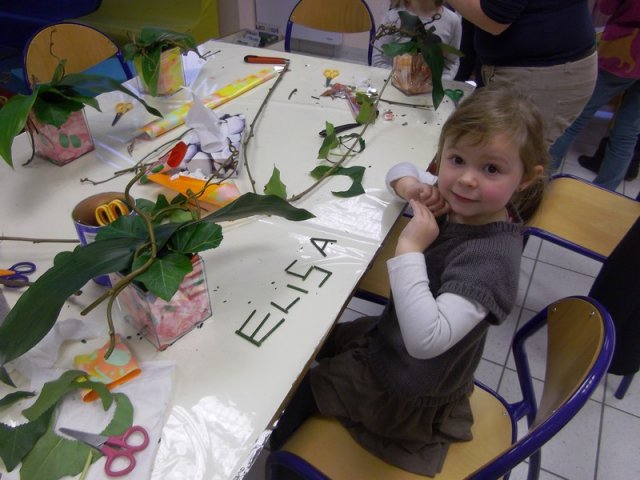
[446,0,598,148]
[549,0,640,192]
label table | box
[0,40,467,479]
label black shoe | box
[578,155,601,174]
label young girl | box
[373,0,462,80]
[271,85,547,476]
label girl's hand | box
[393,176,449,217]
[395,199,440,255]
[418,185,450,218]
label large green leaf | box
[169,222,223,254]
[0,92,37,167]
[199,193,315,224]
[22,370,113,421]
[133,252,193,301]
[102,393,134,436]
[0,238,140,366]
[0,407,53,471]
[418,42,446,110]
[20,420,94,480]
[56,73,162,118]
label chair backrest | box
[23,21,132,89]
[284,0,376,65]
[525,174,640,262]
[469,296,615,479]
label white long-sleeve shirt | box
[384,162,488,359]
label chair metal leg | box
[614,374,634,399]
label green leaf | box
[102,393,134,436]
[264,166,287,199]
[310,165,366,197]
[20,419,95,480]
[0,238,139,366]
[135,252,193,301]
[169,222,223,254]
[0,391,35,409]
[418,42,446,110]
[0,407,53,471]
[381,41,417,57]
[0,366,16,387]
[0,92,37,167]
[200,193,315,224]
[355,92,376,125]
[57,73,162,118]
[22,370,89,421]
[318,122,340,160]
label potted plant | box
[122,27,205,97]
[0,62,162,168]
[0,167,314,373]
[375,11,462,109]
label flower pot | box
[391,53,433,96]
[135,47,185,96]
[27,109,94,166]
[110,255,212,350]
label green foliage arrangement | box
[0,169,314,373]
[377,11,462,109]
[0,370,133,479]
[0,62,162,168]
[122,27,204,96]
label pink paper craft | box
[138,68,278,139]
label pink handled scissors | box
[60,426,149,477]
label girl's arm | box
[445,0,511,35]
[388,252,488,359]
[390,199,488,359]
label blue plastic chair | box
[284,0,376,66]
[22,21,132,90]
[266,296,615,480]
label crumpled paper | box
[175,91,246,179]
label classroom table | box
[0,40,470,479]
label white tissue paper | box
[168,91,246,180]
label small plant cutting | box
[0,61,162,168]
[0,166,314,376]
[122,27,206,96]
[375,11,462,109]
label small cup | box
[71,192,127,286]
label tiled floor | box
[244,85,640,479]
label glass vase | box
[391,53,433,96]
[135,47,185,96]
[111,255,212,350]
[27,109,94,166]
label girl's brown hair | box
[435,84,548,221]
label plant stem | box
[0,236,80,243]
[288,71,393,202]
[242,63,290,194]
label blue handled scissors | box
[95,199,130,226]
[60,426,149,477]
[444,88,464,107]
[0,261,36,288]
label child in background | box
[373,0,462,80]
[270,85,547,476]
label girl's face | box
[437,133,528,225]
